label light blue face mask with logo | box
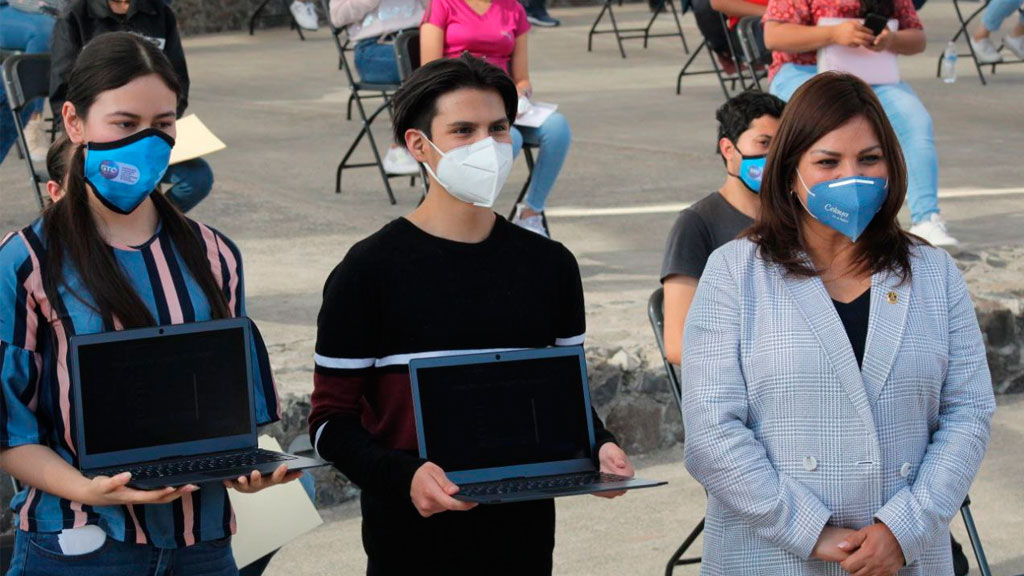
[84,128,174,215]
[797,171,888,242]
[728,148,766,194]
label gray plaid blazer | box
[681,238,995,576]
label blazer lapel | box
[781,269,877,437]
[861,271,910,405]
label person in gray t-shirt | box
[660,92,784,365]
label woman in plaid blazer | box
[681,73,995,576]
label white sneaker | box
[910,213,959,247]
[511,204,550,238]
[290,0,319,31]
[24,115,49,163]
[382,146,420,175]
[1004,34,1024,60]
[969,37,1003,64]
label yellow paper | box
[230,436,323,568]
[169,115,226,165]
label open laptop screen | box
[415,353,592,473]
[77,327,251,456]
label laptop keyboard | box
[101,449,295,481]
[459,472,630,497]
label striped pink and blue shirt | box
[0,218,280,548]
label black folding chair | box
[733,16,769,91]
[588,0,690,59]
[676,6,748,99]
[2,53,50,210]
[321,1,422,204]
[647,287,703,574]
[937,0,1024,85]
[249,0,309,40]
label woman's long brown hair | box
[43,32,231,327]
[746,72,915,282]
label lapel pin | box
[887,291,898,304]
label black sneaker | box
[527,11,560,27]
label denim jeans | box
[769,64,940,223]
[0,6,55,163]
[982,0,1024,32]
[354,38,401,85]
[163,157,214,213]
[6,530,238,576]
[510,112,571,212]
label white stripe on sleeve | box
[554,334,586,346]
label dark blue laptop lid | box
[69,318,257,471]
[409,346,597,485]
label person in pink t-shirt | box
[421,0,571,238]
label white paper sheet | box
[514,102,558,128]
[230,436,323,568]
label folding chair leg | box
[507,147,536,221]
[676,40,707,94]
[335,126,368,193]
[281,0,306,40]
[672,0,689,54]
[588,3,612,53]
[664,518,704,576]
[249,0,274,35]
[642,5,663,49]
[960,497,992,576]
[608,4,629,59]
[346,93,355,121]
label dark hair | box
[716,91,785,161]
[43,32,230,328]
[46,133,74,186]
[746,72,914,281]
[860,0,894,19]
[391,53,518,145]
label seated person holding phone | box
[309,54,635,575]
[763,0,959,247]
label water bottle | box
[941,42,958,84]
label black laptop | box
[409,346,666,504]
[70,318,327,490]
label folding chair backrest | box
[3,53,50,111]
[3,53,51,209]
[736,16,767,66]
[394,28,421,82]
[647,287,684,410]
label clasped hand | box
[812,523,905,576]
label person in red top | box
[763,0,958,248]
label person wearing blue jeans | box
[0,4,55,164]
[764,0,958,246]
[329,0,425,175]
[970,0,1024,63]
[162,158,214,213]
[509,111,571,232]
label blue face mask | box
[729,148,766,194]
[84,129,174,215]
[797,171,888,242]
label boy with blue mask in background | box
[659,91,785,367]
